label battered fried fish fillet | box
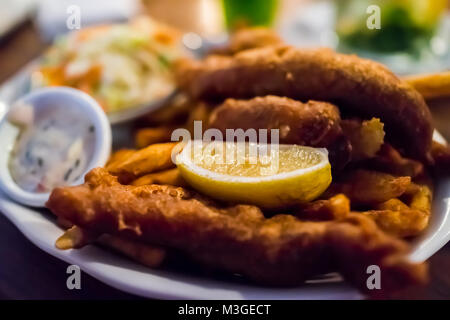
[175,46,433,160]
[46,168,427,296]
[208,96,351,170]
[209,96,341,146]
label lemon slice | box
[176,141,332,209]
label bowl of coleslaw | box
[31,16,185,121]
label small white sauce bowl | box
[0,87,112,207]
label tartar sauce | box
[8,102,95,193]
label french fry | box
[107,142,177,183]
[341,118,385,160]
[376,198,409,211]
[361,183,432,237]
[55,226,98,250]
[97,234,166,268]
[404,71,450,99]
[135,100,211,148]
[106,149,136,170]
[430,140,450,175]
[294,194,350,221]
[326,170,411,205]
[55,227,167,268]
[186,102,211,135]
[408,184,432,213]
[131,168,186,187]
[367,144,424,178]
[135,126,177,149]
[362,207,428,238]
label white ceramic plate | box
[0,189,362,299]
[1,48,449,301]
[1,173,450,299]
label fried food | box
[404,71,450,99]
[175,46,433,160]
[341,118,385,161]
[294,194,350,221]
[97,234,166,268]
[365,144,424,178]
[209,96,342,146]
[135,126,176,148]
[56,216,74,229]
[208,96,351,170]
[106,149,136,170]
[185,102,212,136]
[46,168,427,295]
[130,168,186,187]
[56,225,97,249]
[361,183,432,237]
[56,224,166,267]
[210,27,283,55]
[430,140,450,175]
[407,183,433,214]
[106,142,177,183]
[136,101,212,148]
[326,170,411,205]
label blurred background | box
[1,0,449,135]
[1,0,449,79]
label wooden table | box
[1,6,450,300]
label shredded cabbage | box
[35,17,182,113]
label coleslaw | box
[33,16,183,113]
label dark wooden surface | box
[0,214,139,299]
[1,16,450,300]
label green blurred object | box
[222,0,278,30]
[336,0,447,53]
